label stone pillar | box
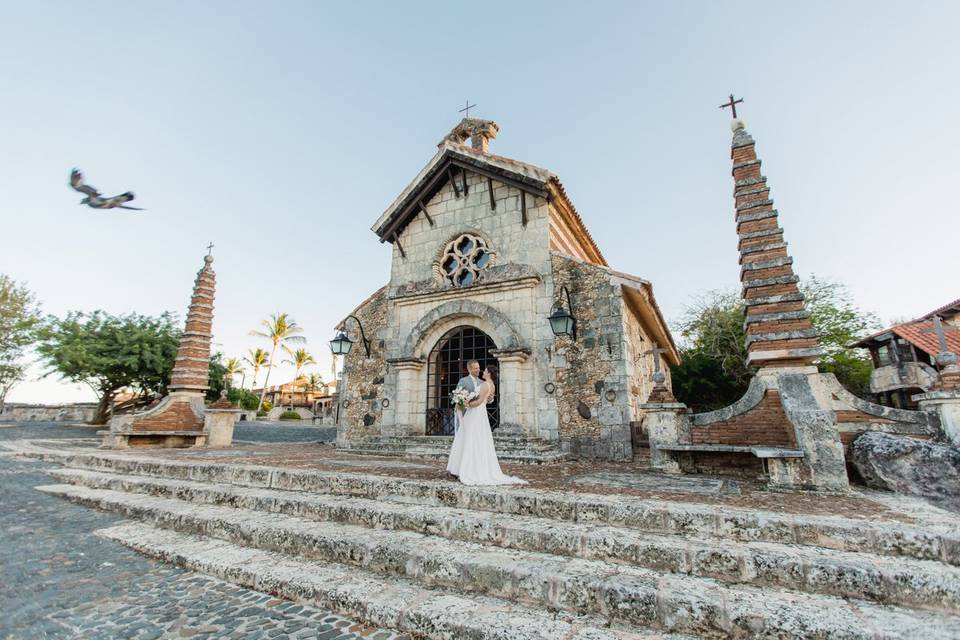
[640,375,688,473]
[915,346,960,446]
[490,348,531,437]
[914,391,960,446]
[390,358,425,437]
[205,392,241,447]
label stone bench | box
[98,429,207,449]
[657,444,805,487]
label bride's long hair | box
[484,364,499,389]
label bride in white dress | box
[446,365,527,486]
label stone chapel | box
[335,118,678,461]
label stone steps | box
[48,467,960,613]
[29,450,960,566]
[338,434,570,464]
[94,522,672,640]
[36,483,960,638]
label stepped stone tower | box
[732,121,824,368]
[102,251,227,448]
[169,255,216,393]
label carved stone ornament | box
[577,401,592,419]
[432,232,496,287]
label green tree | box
[36,311,180,424]
[0,275,42,413]
[243,348,270,389]
[670,276,880,411]
[223,357,243,390]
[207,352,228,402]
[250,313,305,412]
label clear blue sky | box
[4,1,958,403]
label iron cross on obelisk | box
[719,93,744,118]
[459,100,477,118]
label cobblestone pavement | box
[0,424,404,640]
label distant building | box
[852,298,960,408]
[252,377,338,417]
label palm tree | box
[303,372,325,416]
[243,348,270,390]
[223,357,243,390]
[282,347,317,409]
[251,313,306,411]
[303,372,324,394]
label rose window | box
[439,234,492,286]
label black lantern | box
[329,315,371,357]
[329,331,353,355]
[548,285,577,342]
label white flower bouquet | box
[451,388,478,415]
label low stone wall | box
[0,403,98,423]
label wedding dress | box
[446,382,527,486]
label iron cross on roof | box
[459,101,477,118]
[206,242,214,256]
[719,93,744,118]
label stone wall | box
[550,255,632,460]
[337,287,389,442]
[0,403,97,423]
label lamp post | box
[548,285,577,342]
[329,314,371,357]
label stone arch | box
[402,299,524,359]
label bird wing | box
[103,191,136,206]
[69,169,99,197]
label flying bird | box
[69,168,144,210]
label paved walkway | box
[0,423,405,640]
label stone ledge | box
[744,309,811,327]
[738,226,783,241]
[735,208,778,224]
[740,241,788,255]
[745,328,819,347]
[742,292,805,307]
[742,274,801,290]
[735,199,775,212]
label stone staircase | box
[24,448,960,639]
[337,433,569,464]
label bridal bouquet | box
[451,388,478,415]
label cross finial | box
[459,100,477,118]
[206,242,214,256]
[643,342,668,374]
[719,93,744,119]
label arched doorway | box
[425,325,499,435]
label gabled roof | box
[852,296,960,352]
[919,297,960,321]
[372,142,606,265]
[852,319,960,356]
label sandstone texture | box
[852,431,960,511]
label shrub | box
[279,409,301,420]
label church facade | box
[335,118,678,461]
